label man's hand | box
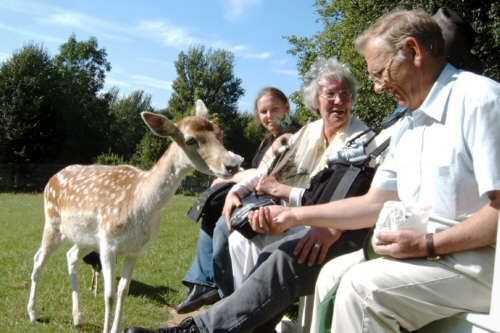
[249,205,296,236]
[294,228,342,266]
[223,191,242,230]
[372,229,428,259]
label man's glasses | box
[369,53,396,84]
[319,90,352,102]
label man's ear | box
[404,37,424,67]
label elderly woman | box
[226,57,370,290]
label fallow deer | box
[27,100,239,333]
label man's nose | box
[373,81,387,94]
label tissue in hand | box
[373,201,432,244]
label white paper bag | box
[373,201,432,244]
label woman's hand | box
[255,175,281,196]
[294,228,342,266]
[249,205,296,236]
[223,191,242,230]
[211,177,228,187]
[255,175,292,201]
[256,175,281,196]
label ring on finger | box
[314,243,321,249]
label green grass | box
[0,193,200,332]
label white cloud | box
[39,11,131,42]
[40,13,89,29]
[136,21,200,49]
[129,74,173,90]
[273,58,289,66]
[271,69,298,76]
[244,52,272,59]
[0,52,10,62]
[0,22,64,44]
[224,0,263,21]
[210,41,250,54]
[1,1,131,43]
[105,78,134,89]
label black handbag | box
[230,194,278,239]
[187,182,236,227]
[302,108,408,206]
[302,158,376,206]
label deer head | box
[142,100,239,178]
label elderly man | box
[250,9,500,333]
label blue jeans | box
[182,216,234,298]
[194,228,369,333]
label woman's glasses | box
[319,90,352,102]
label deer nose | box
[225,164,239,175]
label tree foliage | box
[167,45,261,165]
[108,89,154,160]
[0,43,62,163]
[286,0,500,126]
[0,35,115,164]
[53,34,113,163]
[169,45,244,122]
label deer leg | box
[110,255,142,333]
[89,268,96,292]
[94,269,100,296]
[67,245,88,326]
[27,231,64,322]
[100,249,117,333]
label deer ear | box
[141,112,178,137]
[195,100,209,119]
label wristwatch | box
[426,233,441,261]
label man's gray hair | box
[302,57,359,116]
[355,9,446,60]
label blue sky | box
[0,0,321,112]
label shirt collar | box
[415,64,459,123]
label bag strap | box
[329,164,362,202]
[345,107,408,148]
[328,108,407,203]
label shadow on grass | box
[128,279,177,306]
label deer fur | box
[27,100,238,333]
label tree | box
[169,46,244,121]
[168,45,248,159]
[130,131,171,170]
[286,0,500,126]
[108,89,155,160]
[53,34,113,163]
[0,42,63,163]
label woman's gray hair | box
[355,9,445,61]
[301,57,359,116]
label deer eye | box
[185,138,197,146]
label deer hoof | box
[73,310,84,326]
[27,309,41,322]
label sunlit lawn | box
[0,193,200,332]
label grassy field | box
[0,193,201,332]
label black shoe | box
[122,317,199,333]
[176,284,221,314]
[182,282,194,296]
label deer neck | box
[138,143,194,209]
